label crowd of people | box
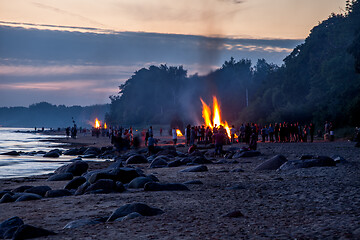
[96,121,335,156]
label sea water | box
[0,127,75,179]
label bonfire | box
[200,96,232,138]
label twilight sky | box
[0,0,346,107]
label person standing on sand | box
[214,126,225,156]
[147,135,157,156]
[172,128,177,145]
[309,123,315,142]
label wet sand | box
[1,135,359,239]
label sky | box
[0,0,347,107]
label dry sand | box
[1,134,360,239]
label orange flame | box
[94,118,101,128]
[200,96,231,138]
[104,123,107,129]
[176,129,183,137]
[200,98,213,129]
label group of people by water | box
[84,120,336,155]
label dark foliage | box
[108,1,360,127]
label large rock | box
[45,189,72,198]
[279,156,336,171]
[0,193,14,203]
[167,159,183,168]
[55,160,89,176]
[64,176,87,190]
[0,151,20,156]
[11,186,33,193]
[0,216,24,239]
[43,149,62,158]
[74,182,90,195]
[12,224,56,240]
[254,155,288,171]
[85,179,117,194]
[233,150,261,158]
[14,193,42,202]
[180,165,208,172]
[107,203,164,222]
[191,156,212,165]
[149,157,168,168]
[63,218,105,229]
[126,155,148,164]
[110,167,140,184]
[24,186,52,197]
[47,173,73,181]
[63,148,82,156]
[144,182,190,191]
[128,177,154,189]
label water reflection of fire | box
[200,96,231,138]
[94,118,101,129]
[176,129,183,137]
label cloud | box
[31,2,107,28]
[0,25,303,106]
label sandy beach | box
[1,134,359,239]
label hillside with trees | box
[107,0,360,128]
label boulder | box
[221,210,244,218]
[64,176,87,190]
[149,157,168,168]
[45,189,72,198]
[47,173,73,181]
[11,186,33,193]
[0,193,14,203]
[12,224,55,240]
[55,160,89,176]
[88,171,116,184]
[180,165,208,172]
[183,180,203,185]
[0,191,12,199]
[278,156,336,171]
[0,217,24,239]
[111,167,140,183]
[0,151,20,156]
[63,218,104,229]
[191,156,212,165]
[43,149,62,158]
[74,182,90,195]
[254,155,287,171]
[14,193,42,202]
[233,150,261,158]
[126,155,148,164]
[116,212,142,222]
[63,148,82,156]
[107,203,164,222]
[167,159,183,168]
[128,177,154,189]
[85,179,116,194]
[25,186,52,197]
[144,182,190,191]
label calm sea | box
[0,127,75,179]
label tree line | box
[107,0,360,128]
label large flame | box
[104,123,107,129]
[200,98,213,129]
[94,118,101,128]
[200,96,231,138]
[176,129,183,137]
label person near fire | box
[172,127,177,145]
[214,125,226,156]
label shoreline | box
[1,137,359,239]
